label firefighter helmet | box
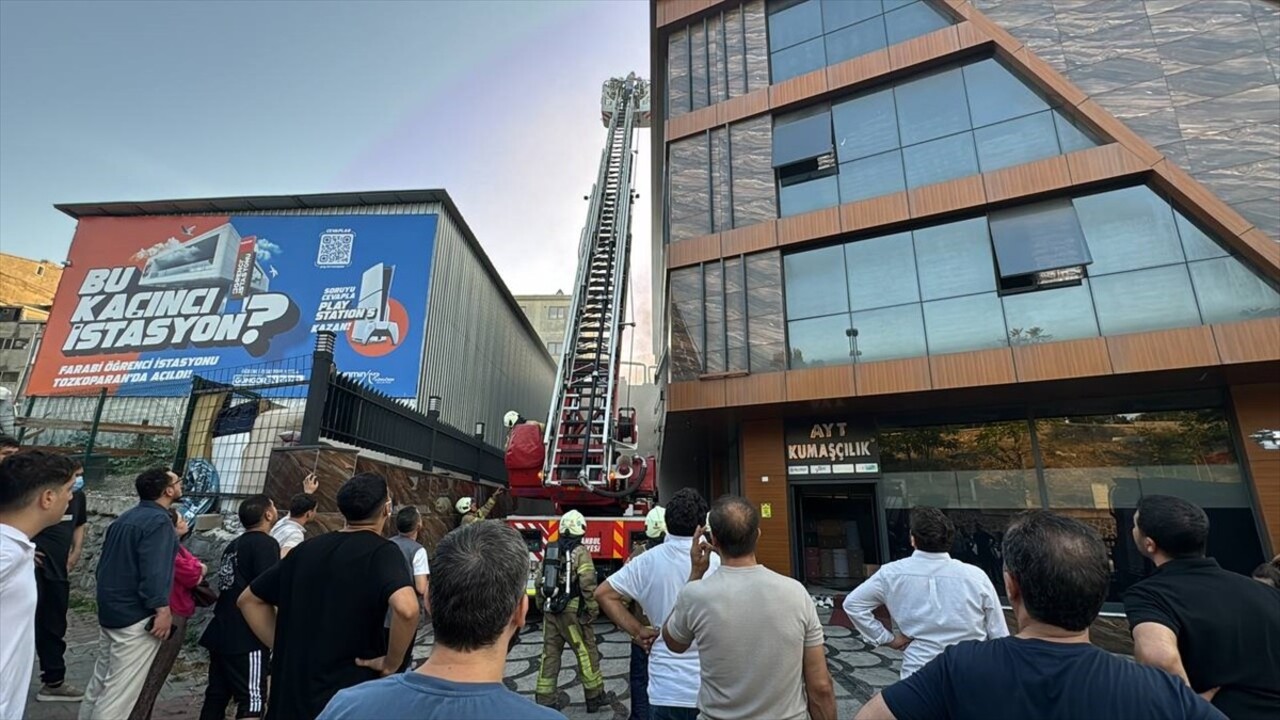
[503,410,521,428]
[455,497,474,514]
[644,506,667,539]
[560,509,587,536]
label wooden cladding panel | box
[1106,326,1220,374]
[955,20,986,49]
[1011,46,1087,108]
[1065,144,1149,186]
[982,154,1072,203]
[778,206,841,247]
[840,193,911,233]
[724,372,787,406]
[908,175,987,220]
[668,380,726,412]
[940,0,975,19]
[665,104,717,142]
[856,357,932,395]
[666,234,721,269]
[1012,337,1114,383]
[1229,383,1280,555]
[1212,317,1280,365]
[720,221,778,256]
[786,365,856,402]
[656,0,720,28]
[929,348,1017,389]
[742,418,792,576]
[716,88,770,126]
[1074,100,1163,167]
[1237,229,1280,281]
[770,67,829,108]
[1153,159,1256,238]
[826,50,891,93]
[962,6,1024,54]
[889,25,962,70]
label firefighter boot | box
[585,691,616,713]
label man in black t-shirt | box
[855,511,1223,720]
[239,473,417,720]
[32,465,88,703]
[198,494,279,720]
[1125,495,1280,720]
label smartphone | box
[702,512,713,544]
[144,615,173,640]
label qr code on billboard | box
[317,232,354,268]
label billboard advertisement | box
[27,213,438,397]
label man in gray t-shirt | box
[384,507,430,672]
[664,496,836,720]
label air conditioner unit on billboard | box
[139,223,269,293]
[351,263,399,345]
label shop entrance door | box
[792,482,882,593]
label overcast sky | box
[0,0,654,362]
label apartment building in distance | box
[649,0,1280,608]
[0,252,64,395]
[516,290,573,357]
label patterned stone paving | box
[27,606,892,720]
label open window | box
[772,105,836,186]
[989,199,1092,295]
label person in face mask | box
[32,459,90,703]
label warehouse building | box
[648,0,1280,608]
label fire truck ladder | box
[542,74,648,488]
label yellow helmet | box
[644,506,667,539]
[560,509,587,536]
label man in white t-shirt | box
[271,473,318,557]
[596,489,718,720]
[0,450,78,720]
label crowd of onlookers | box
[1,432,1278,720]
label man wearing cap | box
[535,509,612,713]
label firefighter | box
[456,487,504,526]
[625,506,666,720]
[535,510,612,712]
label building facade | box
[0,251,62,397]
[515,290,573,356]
[650,0,1280,605]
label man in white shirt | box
[843,506,1008,678]
[596,489,718,720]
[271,473,318,557]
[0,450,78,720]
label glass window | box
[962,58,1048,129]
[726,7,747,98]
[846,232,919,311]
[821,0,882,31]
[705,263,727,373]
[668,135,711,243]
[895,66,971,146]
[988,198,1091,278]
[708,13,728,105]
[849,303,927,361]
[833,88,900,162]
[771,37,827,83]
[903,131,978,188]
[780,174,840,217]
[730,116,778,227]
[691,22,709,110]
[747,252,786,371]
[773,110,834,167]
[974,111,1062,173]
[1002,280,1100,345]
[825,16,888,65]
[769,0,824,50]
[1074,186,1185,276]
[1053,110,1098,154]
[1188,257,1280,325]
[838,150,906,203]
[883,0,952,45]
[1175,209,1229,262]
[913,217,997,301]
[922,292,1008,354]
[710,127,731,231]
[1091,264,1202,336]
[784,244,849,319]
[788,313,855,368]
[668,30,691,118]
[745,0,772,92]
[670,268,705,380]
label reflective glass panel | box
[883,0,952,46]
[1074,186,1185,276]
[773,110,834,167]
[894,66,970,146]
[1053,110,1098,154]
[903,131,979,188]
[922,292,1008,354]
[821,0,882,31]
[974,111,1062,173]
[825,16,888,65]
[833,87,900,163]
[668,30,691,117]
[788,313,855,368]
[846,231,919,311]
[1188,257,1280,324]
[913,217,998,301]
[769,0,824,49]
[850,303,927,361]
[988,198,1091,277]
[780,174,840,217]
[784,244,849,319]
[771,37,827,83]
[1090,264,1202,336]
[962,58,1049,128]
[691,22,708,110]
[1175,209,1229,262]
[838,150,906,203]
[730,116,778,227]
[1002,280,1100,345]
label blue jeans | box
[651,706,699,720]
[628,643,650,720]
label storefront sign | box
[785,420,880,479]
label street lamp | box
[427,396,441,418]
[474,421,486,439]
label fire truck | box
[503,74,654,594]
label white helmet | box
[503,410,521,428]
[644,506,667,539]
[455,497,474,514]
[560,509,587,537]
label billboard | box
[27,213,438,397]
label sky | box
[0,0,655,363]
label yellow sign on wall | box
[761,503,772,519]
